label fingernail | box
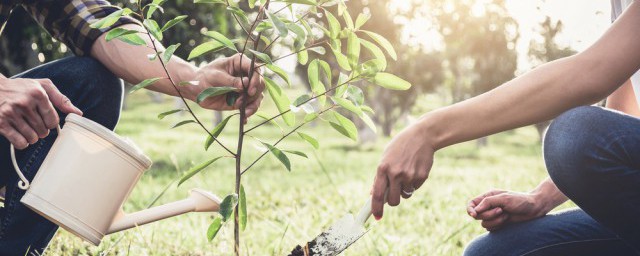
[496,208,502,214]
[374,215,382,221]
[249,87,256,96]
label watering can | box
[9,113,221,245]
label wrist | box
[530,189,556,215]
[416,110,448,151]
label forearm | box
[90,24,199,100]
[531,178,568,214]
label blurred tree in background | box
[0,0,575,141]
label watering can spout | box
[107,189,221,234]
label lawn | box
[44,91,573,256]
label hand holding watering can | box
[10,113,221,245]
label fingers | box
[387,172,402,207]
[11,118,38,145]
[244,93,263,120]
[475,207,503,220]
[481,213,510,231]
[17,103,48,138]
[467,190,507,217]
[0,125,28,150]
[474,194,507,213]
[38,79,82,116]
[371,164,389,220]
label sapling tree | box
[92,0,411,254]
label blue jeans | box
[464,106,640,255]
[0,57,123,255]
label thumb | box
[474,195,506,213]
[39,80,83,116]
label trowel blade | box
[306,213,367,256]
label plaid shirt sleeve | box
[21,0,140,56]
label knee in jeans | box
[463,234,495,256]
[543,106,604,190]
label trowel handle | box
[355,189,388,225]
[355,198,372,225]
[10,125,61,190]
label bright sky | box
[505,0,611,72]
[391,0,612,73]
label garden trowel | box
[289,198,373,256]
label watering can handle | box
[10,125,62,190]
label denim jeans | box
[0,57,123,255]
[464,106,640,256]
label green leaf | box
[355,13,371,29]
[255,111,283,131]
[204,31,237,52]
[143,19,163,41]
[248,0,257,8]
[249,49,272,64]
[360,39,386,70]
[332,97,362,117]
[220,194,239,222]
[266,11,288,37]
[331,112,358,141]
[188,41,224,60]
[178,157,224,186]
[361,105,375,114]
[297,132,319,149]
[347,32,360,68]
[227,6,250,27]
[324,10,340,39]
[157,109,184,120]
[261,142,291,171]
[331,46,351,71]
[279,0,317,5]
[362,30,397,60]
[284,150,308,158]
[360,112,377,133]
[204,114,236,150]
[297,49,308,65]
[161,15,188,32]
[288,23,307,50]
[239,185,247,231]
[256,21,273,32]
[346,85,364,105]
[145,0,166,18]
[371,73,412,90]
[308,46,326,55]
[162,43,180,63]
[90,8,132,29]
[130,77,161,93]
[171,120,196,129]
[266,64,290,86]
[207,217,223,241]
[194,0,226,3]
[197,87,238,103]
[226,92,239,107]
[117,33,147,46]
[105,28,137,42]
[264,77,295,126]
[304,112,318,122]
[342,10,354,29]
[334,73,350,98]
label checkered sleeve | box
[21,0,141,56]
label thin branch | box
[241,106,335,175]
[244,75,360,134]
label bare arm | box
[371,2,640,219]
[90,24,264,118]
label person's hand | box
[0,77,82,149]
[191,53,265,121]
[371,122,435,220]
[466,190,548,231]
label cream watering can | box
[9,113,221,245]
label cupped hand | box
[192,53,265,121]
[0,77,82,149]
[467,189,548,231]
[371,122,435,220]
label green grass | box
[44,92,574,255]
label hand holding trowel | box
[289,191,388,256]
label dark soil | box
[288,240,317,256]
